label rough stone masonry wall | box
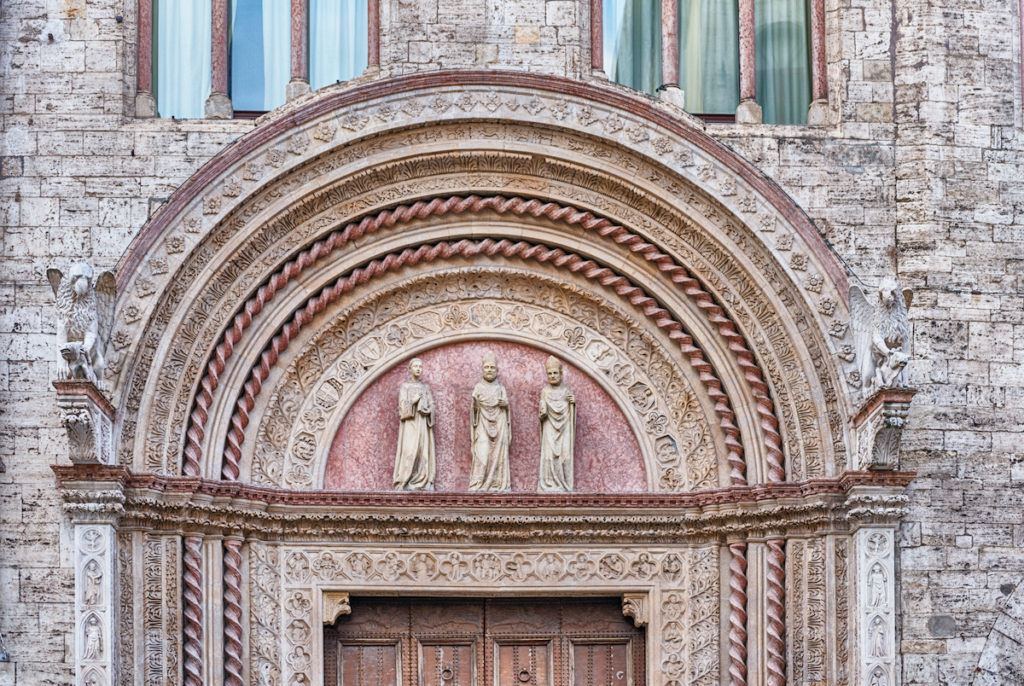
[0,0,1021,685]
[891,0,1024,681]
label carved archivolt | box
[250,266,722,491]
[110,85,852,483]
[190,207,766,489]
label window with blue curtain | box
[310,0,368,90]
[604,0,662,95]
[678,0,739,116]
[603,0,811,123]
[154,0,212,118]
[755,0,811,124]
[230,0,290,112]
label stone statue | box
[469,351,510,491]
[849,278,913,392]
[47,261,115,385]
[394,357,436,490]
[538,356,575,492]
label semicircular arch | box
[110,76,856,486]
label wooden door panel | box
[570,642,631,686]
[419,641,476,686]
[337,642,401,686]
[326,597,645,686]
[414,599,485,635]
[485,599,561,635]
[494,641,552,686]
[559,599,634,635]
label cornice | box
[54,466,912,542]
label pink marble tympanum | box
[324,341,646,492]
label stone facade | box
[0,1,1021,685]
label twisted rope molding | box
[765,538,787,686]
[182,535,203,686]
[223,537,244,686]
[729,542,749,686]
[180,195,783,485]
[222,237,740,479]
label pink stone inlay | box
[324,341,646,492]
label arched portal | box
[54,72,913,686]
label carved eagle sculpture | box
[47,261,116,385]
[849,277,913,393]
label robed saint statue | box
[393,358,436,490]
[538,356,575,492]
[469,351,511,491]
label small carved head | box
[545,356,563,386]
[409,357,423,380]
[481,351,498,382]
[68,260,95,296]
[877,277,901,308]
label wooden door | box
[325,597,644,686]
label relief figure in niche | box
[83,614,103,660]
[538,356,575,492]
[868,562,886,607]
[393,358,436,490]
[84,559,102,605]
[469,351,510,491]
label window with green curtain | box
[309,0,368,90]
[755,0,811,124]
[154,0,212,118]
[229,0,289,112]
[677,0,740,115]
[604,0,661,95]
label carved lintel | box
[621,592,648,627]
[322,591,351,625]
[54,380,114,465]
[851,388,916,471]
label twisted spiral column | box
[179,195,779,482]
[765,538,787,686]
[182,535,204,686]
[223,537,244,686]
[217,238,745,485]
[728,541,748,686]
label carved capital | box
[322,591,351,625]
[621,592,648,627]
[54,380,114,465]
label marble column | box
[807,0,829,124]
[287,0,311,100]
[135,0,156,116]
[736,0,762,123]
[205,0,232,118]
